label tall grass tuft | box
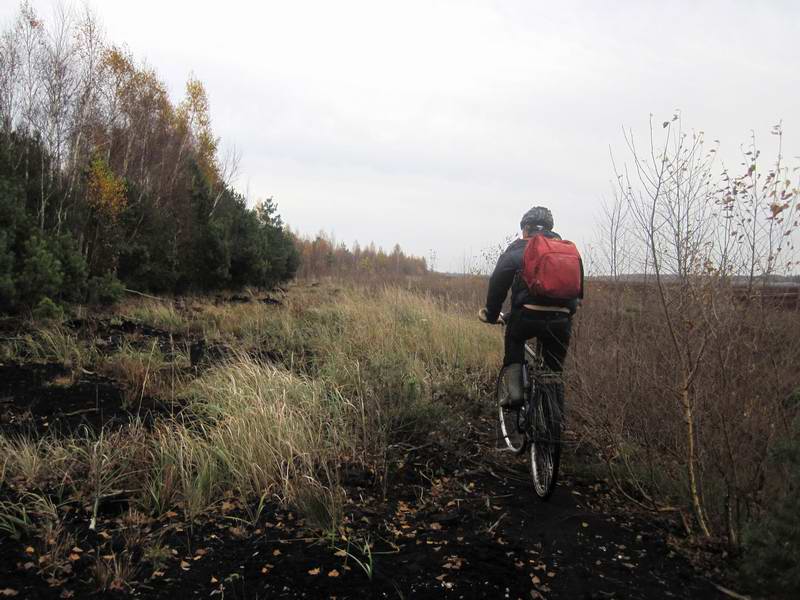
[187,355,353,522]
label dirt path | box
[129,419,725,599]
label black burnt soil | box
[0,362,166,435]
[0,413,726,600]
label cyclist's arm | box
[485,253,516,323]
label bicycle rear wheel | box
[497,372,526,454]
[529,379,563,499]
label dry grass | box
[98,341,189,408]
[569,281,800,542]
[1,325,95,376]
[0,283,499,547]
[115,298,184,332]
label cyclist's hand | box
[478,307,496,324]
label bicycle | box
[493,312,565,500]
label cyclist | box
[478,206,578,407]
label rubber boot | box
[501,363,524,408]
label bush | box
[31,297,64,322]
[18,236,64,305]
[740,412,800,598]
[88,273,125,306]
[0,229,15,310]
[49,234,88,303]
[0,172,90,311]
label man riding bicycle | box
[478,207,580,407]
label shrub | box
[0,229,15,309]
[0,176,89,310]
[17,236,64,305]
[49,234,88,303]
[31,297,64,322]
[88,273,125,306]
[740,412,800,598]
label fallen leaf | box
[164,511,178,518]
[229,526,246,538]
[180,560,190,570]
[327,569,340,578]
[334,549,347,557]
[308,568,320,575]
[430,522,442,531]
[0,590,19,597]
[24,547,35,554]
[272,549,282,557]
[532,575,541,585]
[210,576,218,583]
[68,553,81,562]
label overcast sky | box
[3,1,798,272]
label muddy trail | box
[1,410,727,599]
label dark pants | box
[504,308,572,371]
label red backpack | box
[521,235,583,301]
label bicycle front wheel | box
[529,380,563,499]
[497,372,526,455]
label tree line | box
[0,2,298,313]
[294,232,428,281]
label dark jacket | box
[484,231,580,323]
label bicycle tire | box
[496,371,526,455]
[529,379,563,499]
